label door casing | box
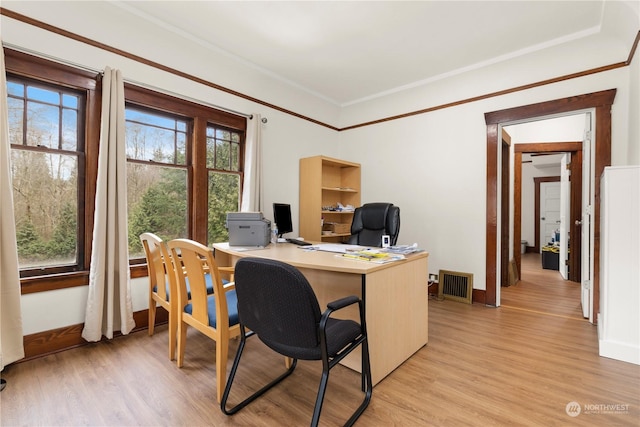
[484,89,615,323]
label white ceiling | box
[114,1,606,106]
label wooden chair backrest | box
[140,232,176,302]
[168,238,229,330]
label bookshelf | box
[299,155,361,242]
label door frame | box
[484,89,615,323]
[513,142,582,283]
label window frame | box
[5,48,247,293]
[5,48,100,294]
[124,84,246,277]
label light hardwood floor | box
[2,258,639,426]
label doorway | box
[512,142,583,284]
[484,89,616,324]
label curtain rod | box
[2,42,266,122]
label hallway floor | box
[501,252,584,320]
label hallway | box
[501,252,584,320]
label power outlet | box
[429,273,439,283]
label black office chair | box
[221,257,372,427]
[348,202,400,247]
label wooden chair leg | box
[216,340,228,403]
[168,308,176,361]
[148,299,156,336]
[176,320,187,368]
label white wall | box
[2,1,638,334]
[339,67,634,290]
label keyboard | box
[286,238,312,246]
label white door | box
[559,153,570,279]
[581,112,593,320]
[540,182,561,250]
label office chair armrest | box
[326,295,360,311]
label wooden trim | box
[485,89,616,320]
[20,309,168,362]
[1,8,637,132]
[485,124,499,305]
[472,289,486,304]
[501,138,511,286]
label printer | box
[226,212,271,247]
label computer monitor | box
[273,203,293,238]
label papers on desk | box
[381,243,423,255]
[338,248,405,264]
[305,244,363,253]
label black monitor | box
[273,203,293,238]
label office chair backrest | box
[234,257,322,352]
[349,202,400,247]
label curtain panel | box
[240,114,263,212]
[82,67,135,341]
[0,42,25,370]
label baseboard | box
[598,319,640,365]
[20,308,168,362]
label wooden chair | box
[168,238,241,403]
[140,232,178,360]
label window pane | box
[216,139,230,169]
[11,150,78,269]
[127,163,188,258]
[207,172,240,244]
[61,108,78,151]
[27,86,60,104]
[7,81,24,97]
[206,125,242,172]
[7,97,24,144]
[27,101,60,149]
[126,108,187,164]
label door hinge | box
[585,205,593,215]
[585,130,592,143]
[565,162,571,170]
[584,280,591,290]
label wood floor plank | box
[1,258,639,426]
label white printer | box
[226,212,271,246]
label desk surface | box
[212,241,428,274]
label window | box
[8,79,83,272]
[5,48,246,292]
[125,107,189,259]
[206,125,243,244]
[124,85,246,264]
[5,48,98,284]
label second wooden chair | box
[168,238,241,403]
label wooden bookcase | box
[299,155,361,242]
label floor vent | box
[438,270,473,304]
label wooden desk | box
[212,242,429,386]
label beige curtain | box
[0,43,25,370]
[82,67,135,341]
[240,114,263,212]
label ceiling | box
[114,1,606,106]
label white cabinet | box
[598,166,640,365]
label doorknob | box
[575,220,582,226]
